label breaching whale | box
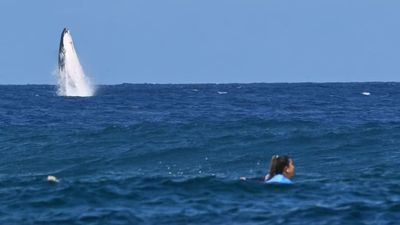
[57,28,94,97]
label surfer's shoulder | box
[264,174,293,184]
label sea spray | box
[57,28,94,97]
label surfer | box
[264,155,294,184]
[240,155,294,184]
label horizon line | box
[0,81,399,86]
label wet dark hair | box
[266,155,291,181]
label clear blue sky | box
[1,0,400,84]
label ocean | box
[1,83,400,225]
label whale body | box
[57,28,94,97]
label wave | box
[1,173,399,224]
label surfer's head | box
[266,155,294,180]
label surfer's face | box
[284,159,295,178]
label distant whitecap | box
[218,91,228,95]
[362,92,371,96]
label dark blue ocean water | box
[1,83,400,225]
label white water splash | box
[57,29,94,97]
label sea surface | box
[1,83,400,225]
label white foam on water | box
[57,30,94,97]
[362,92,371,96]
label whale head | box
[58,28,71,70]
